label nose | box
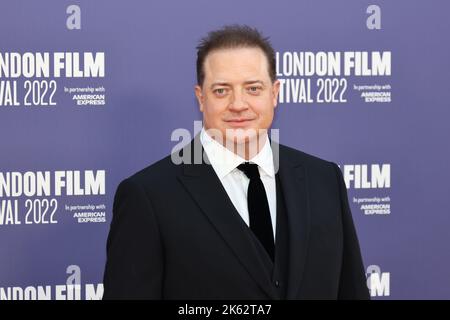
[228,90,248,112]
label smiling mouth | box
[225,118,255,123]
[224,119,255,127]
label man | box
[103,25,369,300]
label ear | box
[195,85,204,112]
[272,80,280,108]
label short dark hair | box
[196,24,276,86]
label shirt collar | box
[200,127,275,180]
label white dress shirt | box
[200,127,277,239]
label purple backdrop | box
[0,0,449,299]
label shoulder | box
[278,143,337,170]
[123,153,180,189]
[277,143,343,185]
[117,138,198,191]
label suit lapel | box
[176,138,277,299]
[276,146,311,299]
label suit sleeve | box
[332,163,370,300]
[103,178,164,299]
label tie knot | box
[237,162,260,179]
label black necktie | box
[237,162,275,261]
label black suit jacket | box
[103,137,369,299]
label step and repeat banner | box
[1,0,449,300]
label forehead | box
[203,47,270,82]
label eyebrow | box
[210,80,265,89]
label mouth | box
[224,118,255,127]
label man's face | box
[195,47,280,145]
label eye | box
[247,86,262,94]
[213,88,228,96]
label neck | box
[202,127,269,160]
[226,133,268,160]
